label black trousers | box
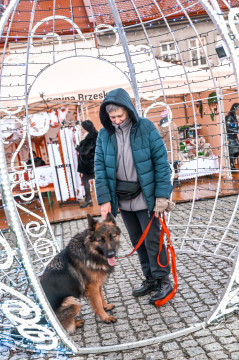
[82,173,94,199]
[120,209,170,280]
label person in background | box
[76,120,98,208]
[94,88,175,305]
[27,151,45,167]
[225,103,239,172]
[25,151,46,201]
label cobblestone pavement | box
[1,316,239,360]
[1,197,239,360]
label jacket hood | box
[99,88,139,134]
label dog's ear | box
[105,212,116,224]
[116,226,121,235]
[87,214,98,231]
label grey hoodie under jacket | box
[113,117,148,212]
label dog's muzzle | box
[107,250,116,267]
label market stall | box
[1,54,236,215]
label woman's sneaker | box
[132,277,157,297]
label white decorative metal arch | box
[0,0,238,355]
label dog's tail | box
[55,296,83,334]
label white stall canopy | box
[28,58,236,105]
[28,56,133,105]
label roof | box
[8,0,90,38]
[89,0,206,25]
[5,0,239,41]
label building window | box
[189,37,207,67]
[160,42,179,63]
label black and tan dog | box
[40,213,120,334]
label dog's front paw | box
[103,315,117,324]
[75,319,84,328]
[104,303,115,311]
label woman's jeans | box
[120,209,170,280]
[82,173,94,200]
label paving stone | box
[203,342,223,352]
[224,343,239,352]
[161,341,179,352]
[191,355,209,360]
[191,328,212,337]
[185,346,205,357]
[231,329,239,337]
[175,306,192,313]
[180,339,198,348]
[197,335,216,346]
[121,351,142,360]
[104,353,122,360]
[231,352,239,360]
[165,350,185,359]
[145,356,155,360]
[226,321,239,330]
[212,329,232,337]
[207,351,228,359]
[143,349,164,359]
[218,336,237,345]
[144,353,164,360]
[138,331,154,340]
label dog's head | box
[87,213,121,267]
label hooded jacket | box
[95,88,173,217]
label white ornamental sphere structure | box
[0,0,239,355]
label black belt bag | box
[116,180,142,200]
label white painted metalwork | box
[0,0,238,355]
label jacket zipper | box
[119,126,133,211]
[119,126,128,181]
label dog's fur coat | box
[40,213,120,334]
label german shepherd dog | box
[40,213,120,334]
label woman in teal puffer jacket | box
[95,88,175,304]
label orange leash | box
[117,212,178,307]
[155,213,178,307]
[117,215,155,258]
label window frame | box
[189,36,207,67]
[160,41,179,63]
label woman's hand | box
[154,198,175,217]
[101,202,111,220]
